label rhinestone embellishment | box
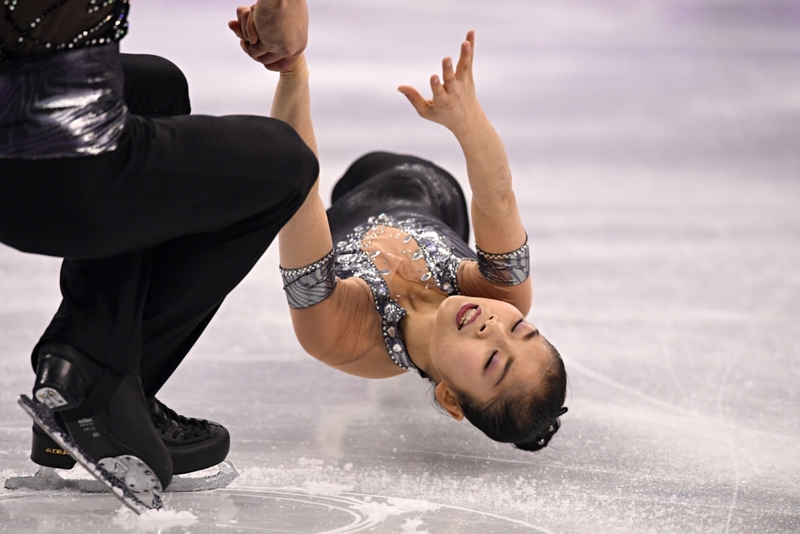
[332,213,467,373]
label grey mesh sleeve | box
[475,238,530,286]
[280,249,338,309]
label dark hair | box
[451,341,568,451]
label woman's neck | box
[399,289,446,383]
[358,224,445,381]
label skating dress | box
[281,209,530,378]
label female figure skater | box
[1,0,317,495]
[231,16,569,450]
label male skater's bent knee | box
[263,118,319,206]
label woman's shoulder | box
[290,277,405,377]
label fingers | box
[456,31,475,81]
[398,31,480,130]
[236,39,297,72]
[240,39,273,63]
[245,7,258,45]
[430,74,445,99]
[397,85,432,117]
[232,4,309,72]
[236,6,251,43]
[455,41,470,81]
[239,38,252,57]
[467,30,475,65]
[441,56,455,86]
[233,6,258,44]
[228,19,244,39]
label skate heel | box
[33,354,87,410]
[30,424,76,470]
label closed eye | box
[512,318,524,332]
[484,350,498,369]
[494,356,515,387]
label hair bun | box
[513,407,568,452]
[514,435,549,452]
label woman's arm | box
[268,56,334,269]
[231,7,332,268]
[231,9,389,374]
[397,31,527,255]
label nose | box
[477,315,498,338]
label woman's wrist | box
[278,54,308,79]
[451,110,492,148]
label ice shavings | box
[402,517,431,534]
[351,497,439,523]
[112,505,197,532]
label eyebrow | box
[524,329,540,341]
[495,356,515,387]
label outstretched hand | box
[228,0,308,72]
[397,31,484,138]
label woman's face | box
[429,296,554,405]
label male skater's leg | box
[18,55,318,482]
[136,199,305,473]
[27,53,201,475]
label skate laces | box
[150,398,211,440]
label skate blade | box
[168,460,238,492]
[5,461,238,494]
[15,394,162,514]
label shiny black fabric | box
[0,43,127,158]
[328,152,470,245]
[0,54,318,398]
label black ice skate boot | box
[31,342,173,493]
[29,397,231,475]
[148,398,230,475]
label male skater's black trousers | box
[0,54,318,396]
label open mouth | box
[457,304,480,330]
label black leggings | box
[0,54,318,395]
[327,151,470,244]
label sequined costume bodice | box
[332,211,475,373]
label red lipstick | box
[456,304,480,330]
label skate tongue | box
[17,394,163,515]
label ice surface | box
[2,0,799,532]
